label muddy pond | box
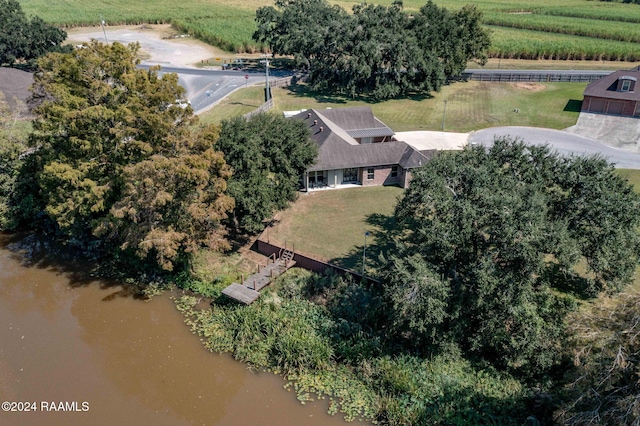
[0,234,366,426]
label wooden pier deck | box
[222,249,296,305]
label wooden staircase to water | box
[222,248,296,305]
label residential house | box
[582,66,640,117]
[291,106,433,190]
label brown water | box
[0,234,366,426]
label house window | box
[391,166,398,178]
[367,168,374,180]
[622,80,632,92]
[343,168,358,183]
[308,171,327,188]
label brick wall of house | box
[399,168,412,188]
[360,165,401,186]
[623,101,639,116]
[583,96,640,117]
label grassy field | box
[19,0,640,59]
[200,80,586,131]
[616,169,640,191]
[266,169,640,273]
[264,186,403,270]
[198,86,265,125]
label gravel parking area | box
[67,24,219,68]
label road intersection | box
[138,65,287,114]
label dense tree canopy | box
[0,0,69,67]
[254,0,490,99]
[0,94,28,230]
[19,41,233,270]
[382,138,640,378]
[558,291,640,425]
[218,113,317,234]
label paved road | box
[468,127,640,169]
[139,65,291,114]
[67,27,288,114]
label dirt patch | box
[0,67,33,113]
[511,82,546,92]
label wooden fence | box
[255,238,379,284]
[243,98,274,118]
[460,70,610,83]
[242,74,307,118]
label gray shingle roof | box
[313,106,394,133]
[346,127,395,139]
[583,68,640,101]
[291,106,428,172]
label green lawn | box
[616,169,640,192]
[201,80,586,131]
[265,186,403,271]
[265,169,640,274]
[198,86,265,125]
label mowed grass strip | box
[470,58,636,71]
[265,186,403,270]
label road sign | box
[245,74,249,80]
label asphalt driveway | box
[468,126,640,169]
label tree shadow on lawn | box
[229,101,261,107]
[285,84,433,105]
[563,99,583,113]
[540,263,600,300]
[330,212,397,276]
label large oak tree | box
[20,41,234,270]
[0,94,28,229]
[218,112,317,234]
[254,0,490,99]
[0,0,69,67]
[382,138,640,378]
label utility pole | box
[362,231,370,277]
[260,54,272,102]
[100,16,108,43]
[441,99,448,131]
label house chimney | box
[307,112,311,118]
[319,126,324,132]
[313,120,318,126]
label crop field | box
[488,27,640,61]
[19,0,640,61]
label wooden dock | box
[222,248,296,305]
[221,283,261,305]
